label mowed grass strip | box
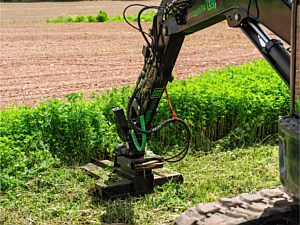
[1,145,279,225]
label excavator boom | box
[121,0,292,140]
[110,0,299,207]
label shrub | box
[96,10,109,22]
[87,14,97,22]
[65,16,74,22]
[74,14,86,22]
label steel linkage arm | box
[115,0,292,157]
[114,2,191,157]
[163,0,292,85]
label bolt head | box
[234,14,241,21]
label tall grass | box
[151,61,289,151]
[0,60,289,191]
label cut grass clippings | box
[1,145,280,225]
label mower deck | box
[81,158,183,199]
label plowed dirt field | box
[0,1,263,108]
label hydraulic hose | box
[127,89,191,162]
[129,115,147,151]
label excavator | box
[83,0,300,224]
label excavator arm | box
[114,0,291,153]
[139,0,290,131]
[111,0,299,199]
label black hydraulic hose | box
[136,6,169,48]
[123,4,147,31]
[247,0,259,20]
[255,0,259,18]
[165,146,189,162]
[163,120,190,163]
[137,6,154,47]
[127,89,191,163]
[123,4,167,48]
[123,4,153,47]
[152,15,158,57]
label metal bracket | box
[224,8,248,27]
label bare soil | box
[0,1,161,23]
[0,1,263,108]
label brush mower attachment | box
[81,157,183,199]
[81,105,186,199]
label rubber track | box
[174,188,299,225]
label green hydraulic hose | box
[129,115,147,151]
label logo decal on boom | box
[193,0,216,17]
[151,87,164,98]
[207,0,216,11]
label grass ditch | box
[46,10,155,23]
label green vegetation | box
[1,146,279,225]
[46,10,156,23]
[0,60,288,224]
[0,92,116,191]
[153,61,289,152]
[0,60,289,191]
[295,99,300,113]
